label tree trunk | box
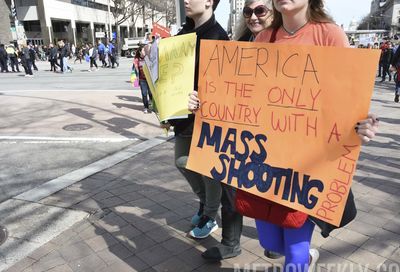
[116,24,121,54]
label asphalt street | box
[0,58,163,203]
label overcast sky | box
[215,0,372,30]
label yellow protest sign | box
[153,33,197,122]
[186,40,380,226]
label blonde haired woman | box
[234,0,273,41]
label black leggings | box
[90,57,98,68]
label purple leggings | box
[255,219,315,272]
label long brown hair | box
[270,0,334,29]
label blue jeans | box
[174,135,222,219]
[139,79,152,109]
[62,57,69,73]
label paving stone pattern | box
[4,82,400,272]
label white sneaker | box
[309,249,319,272]
[87,69,92,72]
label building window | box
[23,20,41,32]
[70,0,110,12]
[52,21,70,32]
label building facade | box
[370,0,400,35]
[0,0,13,44]
[4,0,166,46]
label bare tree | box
[164,0,177,27]
[357,13,390,30]
[129,0,148,37]
[111,0,176,45]
[142,0,176,28]
[110,0,135,48]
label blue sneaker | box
[191,213,202,227]
[189,216,218,239]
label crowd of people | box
[0,40,119,77]
[375,40,400,102]
[350,40,400,103]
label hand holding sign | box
[188,91,200,113]
[355,113,379,143]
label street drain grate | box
[63,123,93,131]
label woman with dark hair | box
[250,0,380,271]
[134,45,152,113]
[234,0,273,41]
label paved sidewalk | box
[2,81,400,272]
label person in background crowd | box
[88,43,98,72]
[390,41,400,102]
[29,44,38,71]
[71,43,76,58]
[98,40,106,67]
[21,44,33,77]
[49,43,60,72]
[60,41,72,73]
[74,46,83,64]
[380,41,393,82]
[109,40,119,68]
[134,45,152,113]
[6,44,20,72]
[108,42,117,68]
[0,44,9,72]
[39,45,47,61]
[377,42,384,77]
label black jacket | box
[49,47,58,60]
[380,47,393,64]
[238,29,254,42]
[0,47,7,59]
[310,189,357,237]
[391,47,400,67]
[171,15,229,136]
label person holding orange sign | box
[188,0,379,270]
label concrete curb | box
[14,135,173,202]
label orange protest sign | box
[186,40,380,226]
[152,23,171,38]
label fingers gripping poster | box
[186,40,380,226]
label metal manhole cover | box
[63,124,93,131]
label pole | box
[175,0,185,27]
[108,0,112,40]
[10,0,19,43]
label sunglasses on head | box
[243,5,270,18]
